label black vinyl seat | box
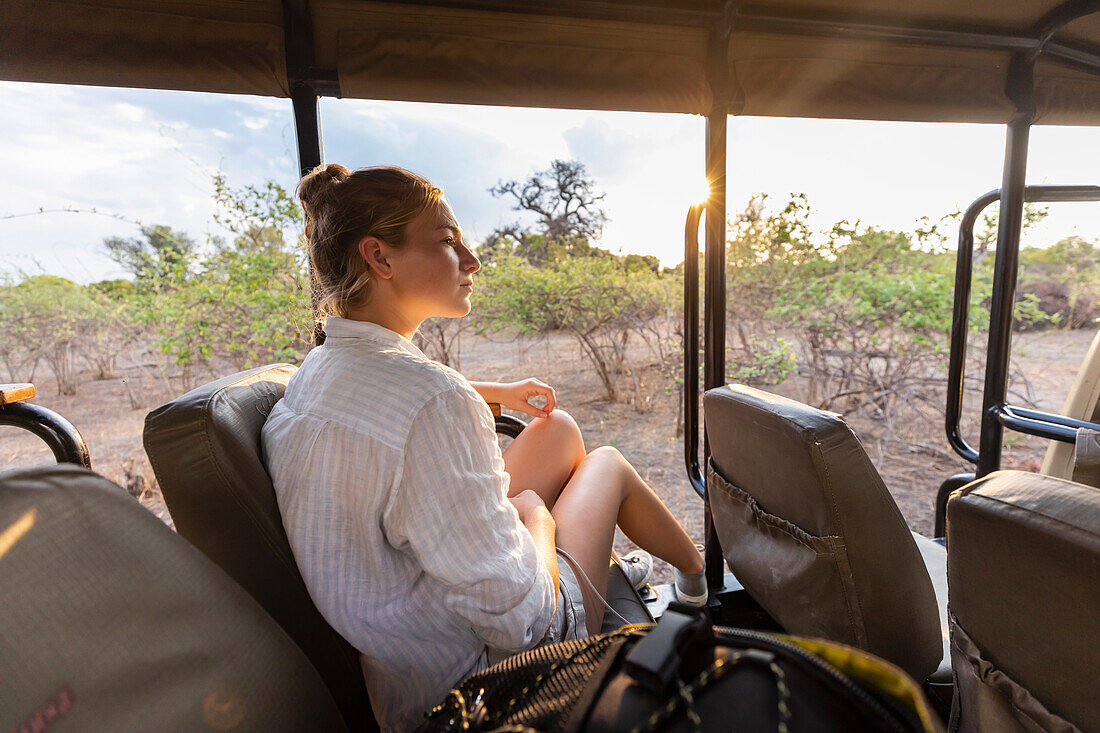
[143,364,650,730]
[144,364,375,731]
[703,384,948,684]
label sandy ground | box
[3,327,1095,583]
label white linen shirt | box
[261,317,555,732]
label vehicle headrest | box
[144,364,298,582]
[704,384,893,534]
[703,384,942,681]
[0,464,346,731]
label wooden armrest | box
[0,383,35,405]
[487,402,502,417]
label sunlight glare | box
[0,508,36,559]
[692,178,712,206]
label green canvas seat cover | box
[947,470,1100,732]
[703,384,946,683]
[0,464,346,732]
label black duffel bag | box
[420,605,941,733]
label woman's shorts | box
[547,549,589,643]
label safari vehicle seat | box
[143,363,650,731]
[703,384,949,685]
[144,364,375,731]
[1041,328,1100,487]
[946,470,1100,733]
[0,464,346,732]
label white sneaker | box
[618,550,653,590]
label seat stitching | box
[811,434,867,646]
[968,492,1100,539]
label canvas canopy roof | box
[3,0,1100,124]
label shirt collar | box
[322,317,428,359]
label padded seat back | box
[1041,328,1100,486]
[947,470,1100,732]
[143,364,374,731]
[703,384,942,681]
[0,464,346,731]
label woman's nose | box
[460,244,481,273]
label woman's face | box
[389,200,481,320]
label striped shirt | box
[261,317,555,732]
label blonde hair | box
[297,164,443,318]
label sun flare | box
[691,177,712,206]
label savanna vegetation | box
[2,160,1096,532]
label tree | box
[139,176,312,384]
[1019,236,1100,328]
[413,317,470,369]
[725,193,817,386]
[486,160,609,264]
[477,255,665,404]
[0,276,100,394]
[103,225,195,285]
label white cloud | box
[2,82,1097,280]
[111,102,146,122]
[0,83,298,282]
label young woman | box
[261,164,705,732]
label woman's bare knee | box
[541,409,582,439]
[585,445,625,466]
[529,409,585,461]
[504,409,587,505]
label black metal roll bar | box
[927,2,1099,538]
[945,185,1100,465]
[0,401,91,468]
[494,415,527,440]
[683,203,706,500]
[936,186,1100,537]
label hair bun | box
[297,163,351,214]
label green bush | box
[138,178,312,382]
[0,275,108,393]
[477,255,673,403]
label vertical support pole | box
[977,113,1031,477]
[698,11,733,591]
[290,84,325,345]
[291,83,324,178]
[702,105,728,589]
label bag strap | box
[623,605,711,693]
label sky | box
[1,80,1098,283]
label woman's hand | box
[509,489,549,523]
[474,379,557,419]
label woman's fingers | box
[526,379,556,417]
[514,398,547,419]
[540,382,557,413]
[511,378,555,418]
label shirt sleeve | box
[383,384,556,653]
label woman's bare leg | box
[551,447,704,634]
[502,409,586,509]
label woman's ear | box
[358,236,394,279]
